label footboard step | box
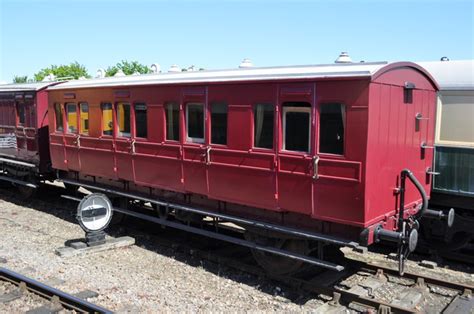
[55,236,135,257]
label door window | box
[253,104,274,149]
[66,103,77,133]
[54,103,64,132]
[186,103,204,143]
[319,103,345,155]
[283,102,311,153]
[80,103,89,135]
[101,103,113,136]
[135,103,148,138]
[17,103,26,126]
[165,102,180,141]
[211,102,228,145]
[117,102,131,137]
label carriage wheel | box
[244,231,309,275]
[17,184,36,199]
[63,182,79,194]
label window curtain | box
[255,105,264,146]
[167,104,174,139]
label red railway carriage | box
[47,61,439,273]
[0,82,58,192]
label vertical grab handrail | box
[398,169,428,232]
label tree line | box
[12,61,156,83]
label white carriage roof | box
[416,60,474,90]
[48,61,395,90]
[0,81,58,92]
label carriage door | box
[181,88,209,195]
[15,98,27,157]
[63,103,81,171]
[114,102,134,182]
[277,85,315,215]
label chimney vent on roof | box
[96,68,106,78]
[114,70,126,77]
[42,73,56,82]
[150,63,161,73]
[440,56,450,61]
[239,58,253,68]
[335,52,352,63]
[168,65,181,73]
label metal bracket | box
[420,142,434,149]
[426,167,440,176]
[312,155,320,180]
[415,113,429,120]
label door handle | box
[312,155,320,180]
[73,135,81,147]
[130,139,136,154]
[205,146,211,165]
[426,167,440,176]
[415,113,429,120]
[421,141,435,149]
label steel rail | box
[120,220,416,314]
[0,174,38,188]
[116,204,345,271]
[60,178,359,248]
[355,261,474,292]
[0,267,111,313]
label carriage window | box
[283,102,311,153]
[135,103,147,138]
[254,104,274,149]
[66,103,77,133]
[79,103,89,135]
[117,102,131,137]
[165,102,180,141]
[186,103,204,143]
[211,102,228,145]
[54,103,63,132]
[17,103,26,125]
[101,103,113,136]
[319,103,345,155]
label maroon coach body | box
[46,61,440,273]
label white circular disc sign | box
[77,193,113,232]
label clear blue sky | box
[0,0,473,82]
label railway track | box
[1,184,473,313]
[0,267,111,313]
[108,207,473,313]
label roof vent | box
[42,73,56,82]
[335,52,352,63]
[96,68,106,78]
[150,63,161,73]
[114,70,126,77]
[440,56,450,61]
[168,65,181,73]
[239,58,253,68]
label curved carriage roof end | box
[416,60,474,91]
